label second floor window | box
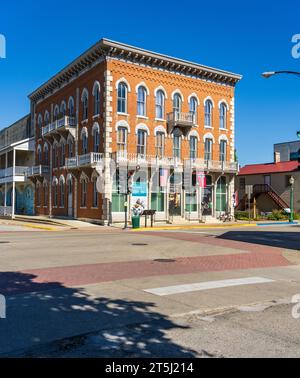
[190,136,198,159]
[137,86,147,116]
[173,135,181,159]
[137,129,147,156]
[117,127,127,153]
[37,146,42,164]
[44,145,49,165]
[220,140,227,162]
[205,100,213,127]
[82,92,88,120]
[220,103,227,129]
[61,143,66,166]
[94,130,100,153]
[189,97,198,123]
[82,133,88,155]
[93,84,100,116]
[173,93,182,114]
[117,83,127,113]
[204,138,213,161]
[156,90,165,119]
[156,132,165,158]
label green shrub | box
[266,210,288,221]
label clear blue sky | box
[0,0,299,165]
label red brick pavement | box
[0,234,292,295]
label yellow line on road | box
[22,223,59,231]
[132,223,257,232]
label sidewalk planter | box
[132,216,140,229]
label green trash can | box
[132,216,140,229]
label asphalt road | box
[1,223,300,357]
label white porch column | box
[12,148,16,218]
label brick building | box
[28,39,242,224]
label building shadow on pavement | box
[218,231,300,251]
[0,272,196,358]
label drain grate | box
[154,259,176,263]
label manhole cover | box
[131,243,148,246]
[154,259,176,263]
[0,241,10,244]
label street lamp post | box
[289,176,295,223]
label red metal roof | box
[239,161,300,176]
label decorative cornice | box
[28,38,242,103]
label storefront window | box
[112,172,126,213]
[216,176,227,212]
[185,192,197,212]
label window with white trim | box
[220,103,227,129]
[190,136,198,159]
[137,86,147,116]
[93,84,100,116]
[156,132,165,158]
[137,129,147,156]
[117,83,128,113]
[82,91,88,120]
[156,90,165,119]
[53,182,58,207]
[173,135,181,158]
[60,180,65,207]
[94,129,100,153]
[204,138,213,161]
[205,100,213,127]
[82,132,88,155]
[117,127,127,154]
[68,97,75,117]
[220,140,227,162]
[61,143,66,166]
[189,97,198,123]
[173,93,182,114]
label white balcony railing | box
[42,116,76,136]
[26,165,49,177]
[167,112,196,127]
[112,152,183,167]
[184,159,238,173]
[66,153,103,169]
[0,166,29,178]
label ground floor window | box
[185,192,197,212]
[60,182,65,208]
[112,193,126,212]
[216,176,227,212]
[43,185,48,207]
[201,175,213,216]
[151,191,165,212]
[81,181,87,208]
[93,181,98,208]
[53,184,58,207]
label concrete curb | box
[131,223,258,232]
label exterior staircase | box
[237,184,289,211]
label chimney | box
[274,152,281,163]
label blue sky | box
[0,0,299,165]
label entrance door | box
[169,193,181,216]
[68,180,73,218]
[201,175,213,216]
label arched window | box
[117,83,128,114]
[137,86,147,116]
[204,138,213,161]
[220,140,227,162]
[92,179,98,208]
[81,128,88,155]
[137,129,147,156]
[37,115,43,138]
[93,123,100,153]
[37,145,42,164]
[68,137,74,158]
[61,142,66,166]
[53,178,58,207]
[205,100,213,127]
[44,144,49,165]
[117,127,127,155]
[44,111,50,126]
[220,103,227,129]
[82,90,89,120]
[93,82,101,116]
[173,93,182,114]
[59,177,65,208]
[60,101,66,117]
[54,105,60,121]
[43,181,48,207]
[173,134,181,159]
[81,180,87,208]
[68,97,75,118]
[189,97,198,123]
[156,90,165,119]
[190,136,198,159]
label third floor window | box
[117,83,128,114]
[137,86,147,116]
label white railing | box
[66,153,103,168]
[184,159,238,172]
[0,206,12,217]
[167,111,195,125]
[42,116,76,136]
[26,165,49,177]
[112,152,183,166]
[0,166,29,178]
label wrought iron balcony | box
[26,165,49,178]
[167,112,196,133]
[66,153,104,169]
[42,116,76,137]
